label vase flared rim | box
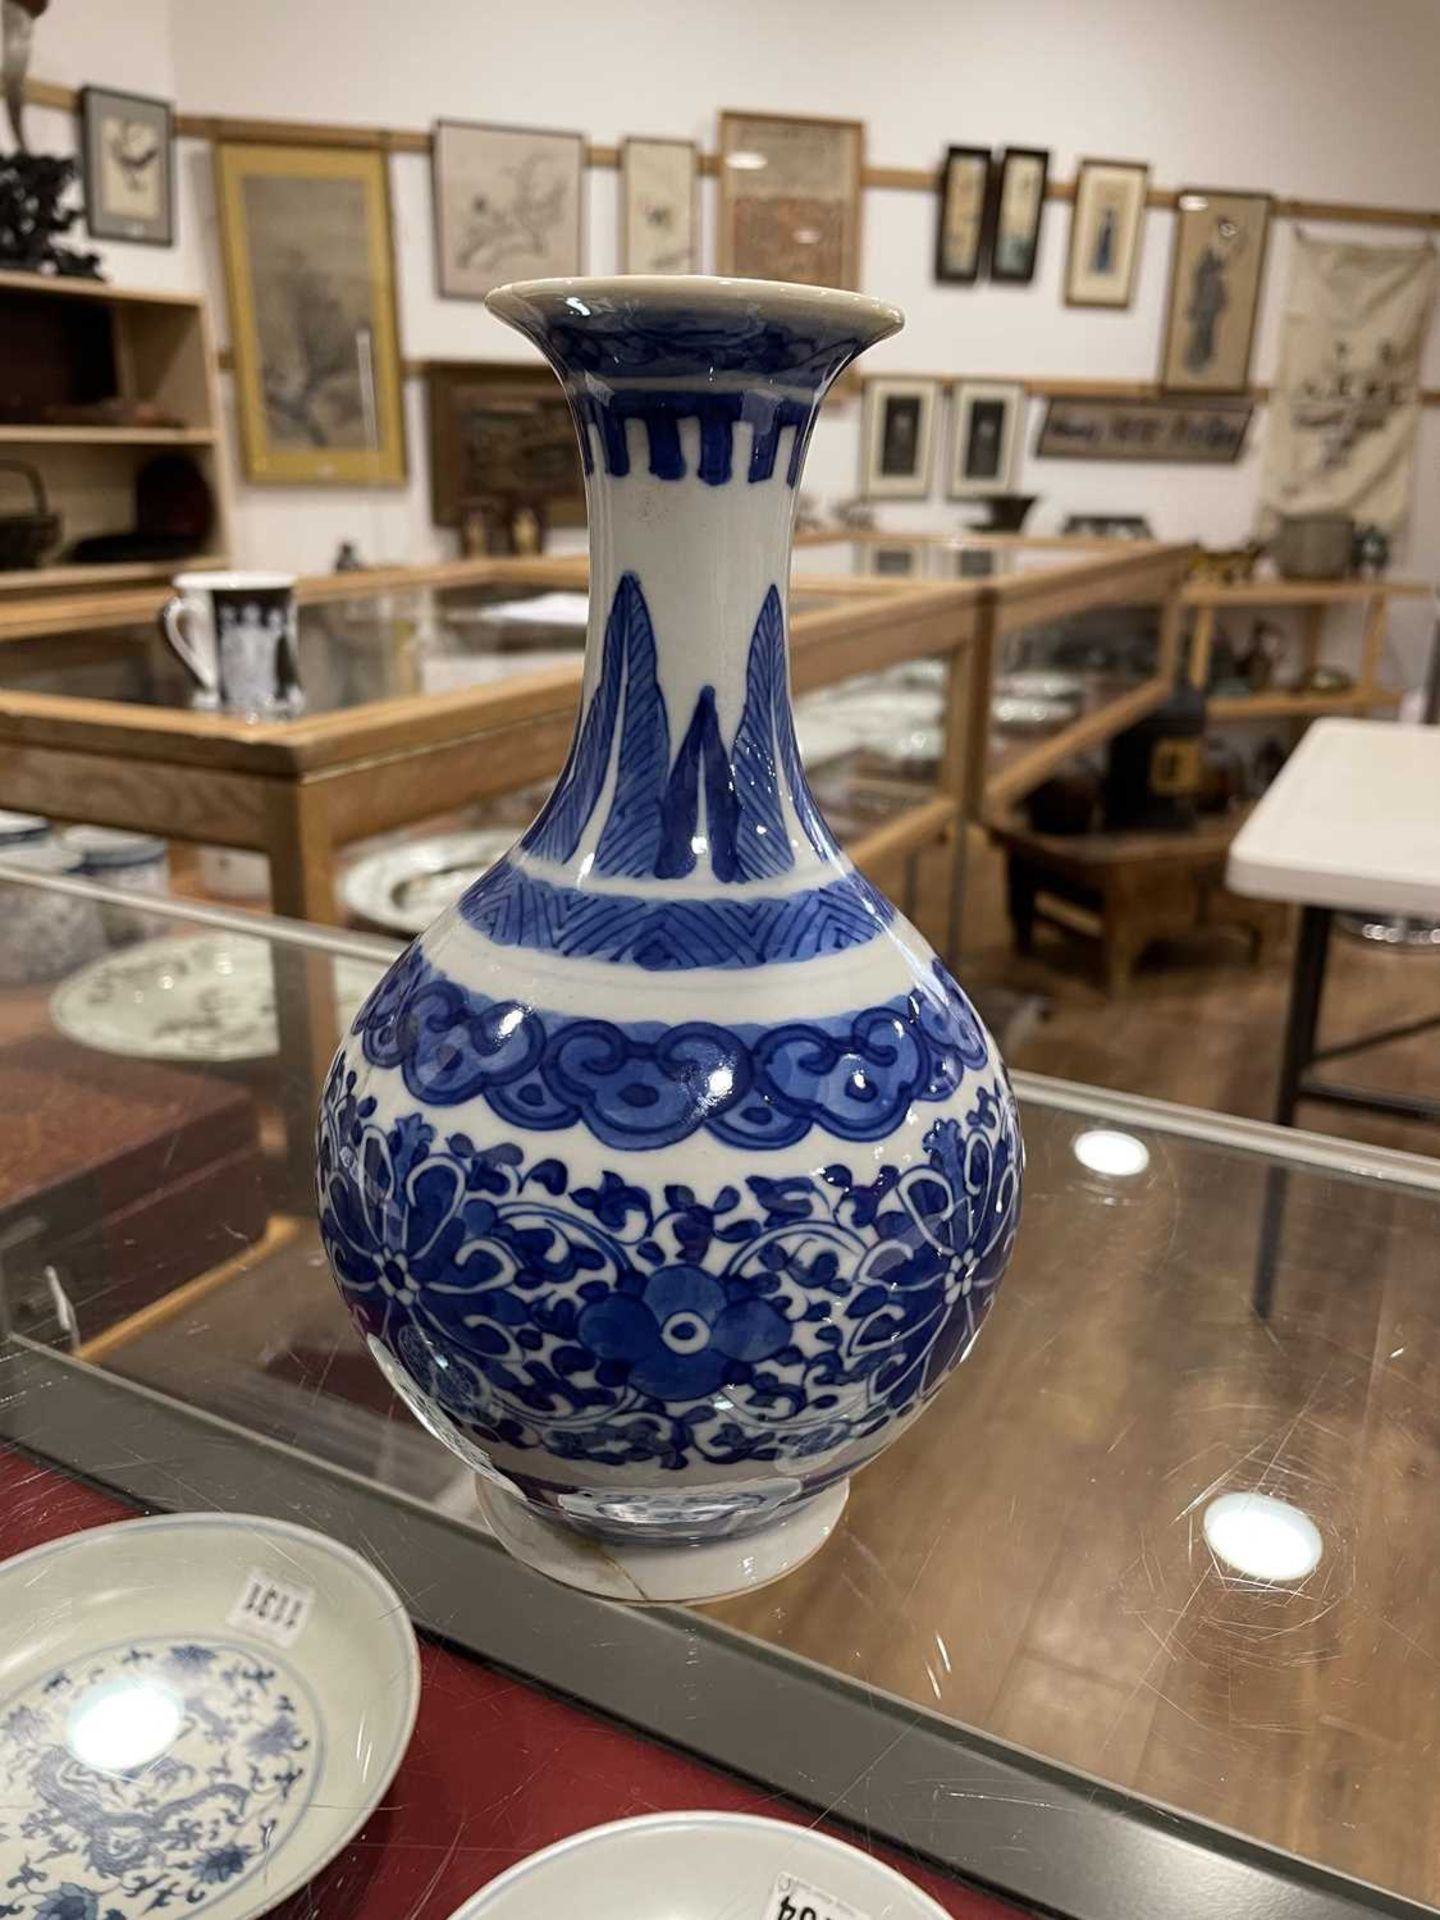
[487,273,904,345]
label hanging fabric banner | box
[1257,234,1437,535]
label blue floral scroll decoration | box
[351,946,991,1152]
[317,1062,1021,1474]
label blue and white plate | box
[0,1512,420,1919]
[341,829,516,936]
[50,933,381,1063]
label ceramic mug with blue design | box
[317,277,1023,1602]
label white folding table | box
[1228,717,1440,1130]
[1228,718,1440,1310]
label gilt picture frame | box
[432,119,584,302]
[717,109,864,290]
[934,146,993,286]
[1159,188,1272,394]
[989,147,1048,286]
[1065,158,1150,309]
[621,137,699,274]
[214,142,407,486]
[860,376,939,499]
[80,86,174,247]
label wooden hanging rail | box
[856,373,1440,409]
[25,77,1440,233]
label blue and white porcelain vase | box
[318,277,1022,1601]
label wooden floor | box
[86,826,1440,1907]
[958,826,1440,1162]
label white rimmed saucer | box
[0,1511,421,1919]
[340,829,516,935]
[445,1811,950,1918]
[50,932,380,1062]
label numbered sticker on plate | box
[227,1567,315,1648]
[760,1872,871,1920]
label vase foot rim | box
[473,1479,849,1604]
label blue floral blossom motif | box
[164,1645,216,1675]
[579,1266,791,1399]
[195,1847,248,1886]
[34,1890,97,1920]
[246,1714,304,1761]
[3,1704,46,1744]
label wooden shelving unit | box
[1181,573,1427,720]
[0,425,218,448]
[0,269,231,596]
[1207,687,1404,721]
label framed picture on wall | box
[934,146,992,285]
[1064,158,1150,308]
[1159,189,1272,393]
[949,380,1024,496]
[432,120,584,301]
[79,86,174,246]
[989,147,1048,285]
[716,110,864,289]
[214,142,407,486]
[427,361,585,529]
[1036,394,1252,462]
[860,376,939,498]
[621,137,698,273]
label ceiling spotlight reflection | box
[1072,1128,1150,1178]
[1203,1492,1323,1582]
[724,150,768,171]
[67,1677,183,1773]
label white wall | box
[23,0,1440,676]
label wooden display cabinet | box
[0,271,231,594]
[0,540,1192,969]
[1181,573,1426,719]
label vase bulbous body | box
[317,276,1022,1598]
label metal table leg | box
[1254,905,1332,1318]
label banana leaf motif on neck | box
[521,573,831,884]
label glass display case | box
[0,544,1190,937]
[0,555,981,938]
[1,865,1433,1918]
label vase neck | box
[579,385,807,753]
[486,279,902,893]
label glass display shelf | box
[0,574,847,717]
[0,868,1432,1920]
[0,555,984,925]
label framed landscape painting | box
[1065,158,1150,308]
[621,137,698,273]
[860,376,938,498]
[215,143,407,486]
[433,120,584,300]
[717,110,864,289]
[80,86,174,246]
[1159,189,1272,393]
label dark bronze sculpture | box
[0,0,103,277]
